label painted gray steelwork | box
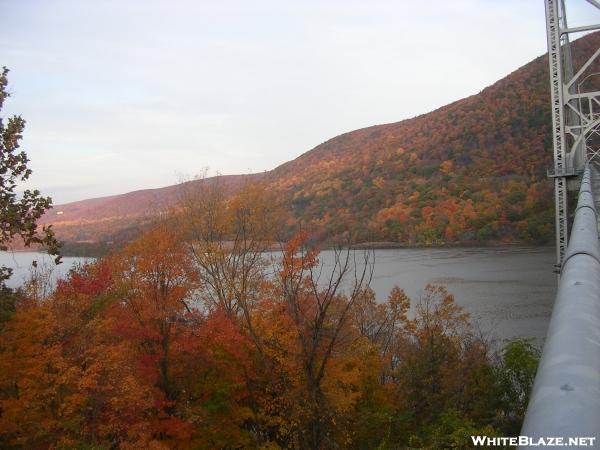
[544,0,600,270]
[518,2,600,444]
[519,164,600,448]
[545,0,570,268]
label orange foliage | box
[0,223,518,448]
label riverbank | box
[55,238,554,258]
[339,240,553,251]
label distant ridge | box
[40,174,262,245]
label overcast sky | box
[2,0,599,204]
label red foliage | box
[56,260,113,298]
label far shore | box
[3,240,554,259]
[350,240,554,250]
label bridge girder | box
[545,0,600,270]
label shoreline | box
[337,240,554,251]
[3,240,555,259]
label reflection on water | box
[1,246,556,342]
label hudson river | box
[1,246,556,342]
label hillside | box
[39,174,262,247]
[40,32,600,250]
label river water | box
[269,246,557,343]
[339,246,555,342]
[1,246,556,342]
[0,251,91,289]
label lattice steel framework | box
[545,0,600,270]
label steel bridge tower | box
[545,0,600,270]
[518,4,600,445]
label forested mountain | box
[40,32,600,249]
[39,174,263,247]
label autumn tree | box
[0,230,536,449]
[108,219,254,447]
[0,67,61,332]
[0,67,61,285]
[111,221,199,425]
[0,260,115,448]
[385,285,501,446]
[178,178,285,346]
[271,231,374,448]
[351,286,411,379]
[496,338,540,434]
[0,299,70,448]
[340,287,412,448]
[0,169,542,449]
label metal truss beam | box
[545,0,569,268]
[584,0,600,9]
[566,48,600,88]
[561,23,600,34]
